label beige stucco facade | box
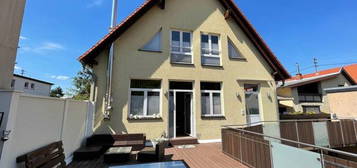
[326,88,357,119]
[0,0,26,89]
[91,0,280,140]
[277,74,351,113]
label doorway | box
[244,84,261,125]
[168,82,193,138]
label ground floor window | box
[302,106,321,113]
[201,82,222,116]
[129,80,161,119]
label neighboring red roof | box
[78,0,290,80]
[288,67,341,81]
[287,64,357,85]
[344,64,357,84]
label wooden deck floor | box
[68,143,247,168]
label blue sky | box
[16,0,357,92]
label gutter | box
[104,0,118,119]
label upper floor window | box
[201,34,221,66]
[201,82,223,117]
[140,29,162,52]
[30,83,35,89]
[228,38,244,59]
[129,80,161,119]
[24,82,29,89]
[170,30,192,64]
[11,79,15,88]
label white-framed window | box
[170,30,193,64]
[201,34,221,66]
[201,82,223,116]
[129,80,161,119]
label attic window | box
[228,38,243,59]
[139,29,162,52]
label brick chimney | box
[296,73,303,80]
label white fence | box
[0,90,94,168]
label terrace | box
[68,143,247,168]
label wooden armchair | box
[16,141,66,168]
[137,140,169,162]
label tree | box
[71,67,94,100]
[50,87,64,98]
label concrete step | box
[169,137,199,146]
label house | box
[0,0,26,89]
[11,74,53,96]
[78,0,290,141]
[277,64,357,114]
[325,85,357,119]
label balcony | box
[298,93,323,103]
[222,119,357,168]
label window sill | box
[229,57,247,61]
[138,49,162,53]
[171,62,195,66]
[201,115,225,119]
[201,64,223,68]
[128,116,162,120]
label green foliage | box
[71,67,94,100]
[50,87,64,98]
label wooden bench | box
[16,141,66,168]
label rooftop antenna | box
[296,63,303,79]
[104,0,118,120]
[296,63,301,75]
[313,57,318,73]
[21,69,25,76]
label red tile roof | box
[287,64,357,85]
[78,0,290,80]
[288,67,341,81]
[344,64,357,83]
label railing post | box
[240,132,242,162]
[295,121,300,148]
[320,149,325,168]
[339,120,345,147]
[269,141,274,168]
[353,119,357,143]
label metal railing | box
[222,119,357,168]
[298,93,323,102]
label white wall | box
[12,76,52,96]
[0,91,94,168]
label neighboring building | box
[11,74,53,96]
[277,65,357,114]
[0,0,26,89]
[325,86,357,119]
[79,0,290,140]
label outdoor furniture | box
[16,141,66,168]
[137,140,169,162]
[73,146,103,161]
[104,146,132,163]
[86,133,146,151]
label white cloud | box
[19,36,28,40]
[14,65,22,70]
[51,75,70,80]
[36,42,64,51]
[87,0,104,8]
[20,42,65,54]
